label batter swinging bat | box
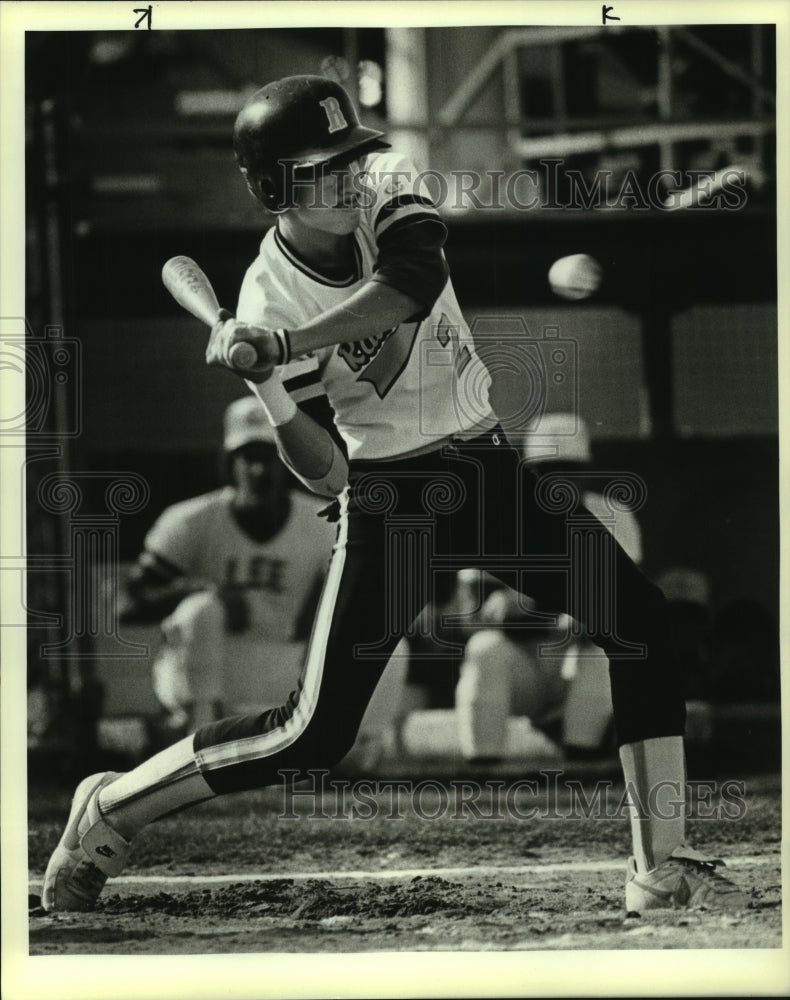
[161,256,258,369]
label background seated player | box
[454,414,644,762]
[122,396,336,734]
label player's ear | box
[240,165,289,215]
[219,445,235,486]
[259,177,287,214]
[239,166,262,203]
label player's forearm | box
[288,281,421,357]
[248,378,348,497]
[276,412,349,498]
[125,570,211,620]
[274,407,339,479]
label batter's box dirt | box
[26,778,782,954]
[95,876,523,921]
[29,870,779,955]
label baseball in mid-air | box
[548,254,602,300]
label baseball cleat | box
[625,844,748,913]
[41,771,130,913]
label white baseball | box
[548,254,602,300]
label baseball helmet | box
[233,75,390,211]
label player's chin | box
[323,207,361,234]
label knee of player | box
[589,576,673,659]
[310,727,360,770]
[463,629,513,674]
[455,630,513,704]
[171,590,225,634]
[279,695,362,769]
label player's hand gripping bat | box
[161,256,259,369]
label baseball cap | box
[223,396,277,452]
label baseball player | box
[42,75,745,915]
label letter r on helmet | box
[319,97,348,134]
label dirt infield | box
[29,863,780,954]
[27,771,782,956]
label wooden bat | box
[161,255,258,369]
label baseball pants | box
[193,426,686,794]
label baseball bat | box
[161,255,258,369]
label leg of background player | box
[454,628,566,761]
[152,591,225,731]
[455,630,512,760]
[560,640,615,755]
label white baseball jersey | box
[144,488,334,641]
[236,150,495,461]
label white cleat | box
[41,771,130,912]
[625,844,749,913]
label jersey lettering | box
[249,556,285,592]
[435,314,471,375]
[225,555,286,591]
[337,321,421,399]
[319,97,348,134]
[338,330,390,373]
[360,321,420,398]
